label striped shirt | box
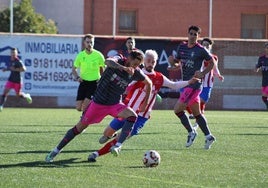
[202,54,219,87]
[125,68,189,118]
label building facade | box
[0,0,268,38]
[84,0,268,39]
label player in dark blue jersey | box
[0,48,32,111]
[255,42,268,110]
[45,50,152,162]
[168,25,216,149]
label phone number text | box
[33,58,73,69]
[33,71,75,82]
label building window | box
[241,14,266,39]
[119,10,137,32]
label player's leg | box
[174,88,197,147]
[17,83,32,104]
[75,82,86,111]
[82,81,97,111]
[45,121,86,162]
[110,106,137,156]
[199,87,212,114]
[0,80,16,111]
[46,101,107,162]
[99,118,124,144]
[191,100,215,150]
[261,86,268,109]
[0,87,11,111]
[186,106,194,119]
[129,116,148,137]
[89,116,148,162]
[88,138,118,162]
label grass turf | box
[0,108,267,187]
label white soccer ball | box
[143,150,161,167]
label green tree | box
[0,0,57,34]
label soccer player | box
[0,48,32,111]
[255,42,268,110]
[187,37,224,117]
[88,49,200,162]
[168,25,216,150]
[45,50,152,162]
[72,34,105,112]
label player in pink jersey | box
[0,48,32,111]
[88,49,199,162]
[187,38,224,118]
[255,42,268,109]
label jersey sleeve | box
[97,51,105,67]
[73,52,81,68]
[203,48,213,61]
[162,75,188,89]
[256,56,262,68]
[133,69,146,81]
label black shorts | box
[76,80,98,101]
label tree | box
[0,0,58,34]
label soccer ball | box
[143,150,161,167]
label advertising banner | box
[0,35,82,96]
[0,34,183,98]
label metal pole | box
[10,0,14,34]
[209,0,212,38]
[112,0,116,37]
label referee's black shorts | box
[76,80,98,101]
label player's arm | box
[9,62,26,72]
[105,58,124,69]
[105,57,136,75]
[72,55,82,81]
[167,55,181,71]
[195,57,215,79]
[212,57,224,81]
[255,58,261,72]
[162,75,200,89]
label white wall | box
[32,0,84,34]
[0,0,84,34]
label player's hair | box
[129,50,144,62]
[126,37,135,42]
[201,38,214,45]
[11,48,17,52]
[145,49,158,61]
[188,25,201,34]
[83,34,94,41]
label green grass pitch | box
[0,108,267,187]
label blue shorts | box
[199,87,212,103]
[110,116,148,136]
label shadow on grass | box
[0,130,102,134]
[0,149,96,155]
[235,133,268,136]
[0,157,102,169]
[127,165,150,169]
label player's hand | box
[168,55,175,66]
[188,77,201,85]
[218,75,224,82]
[194,71,204,79]
[122,66,135,75]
